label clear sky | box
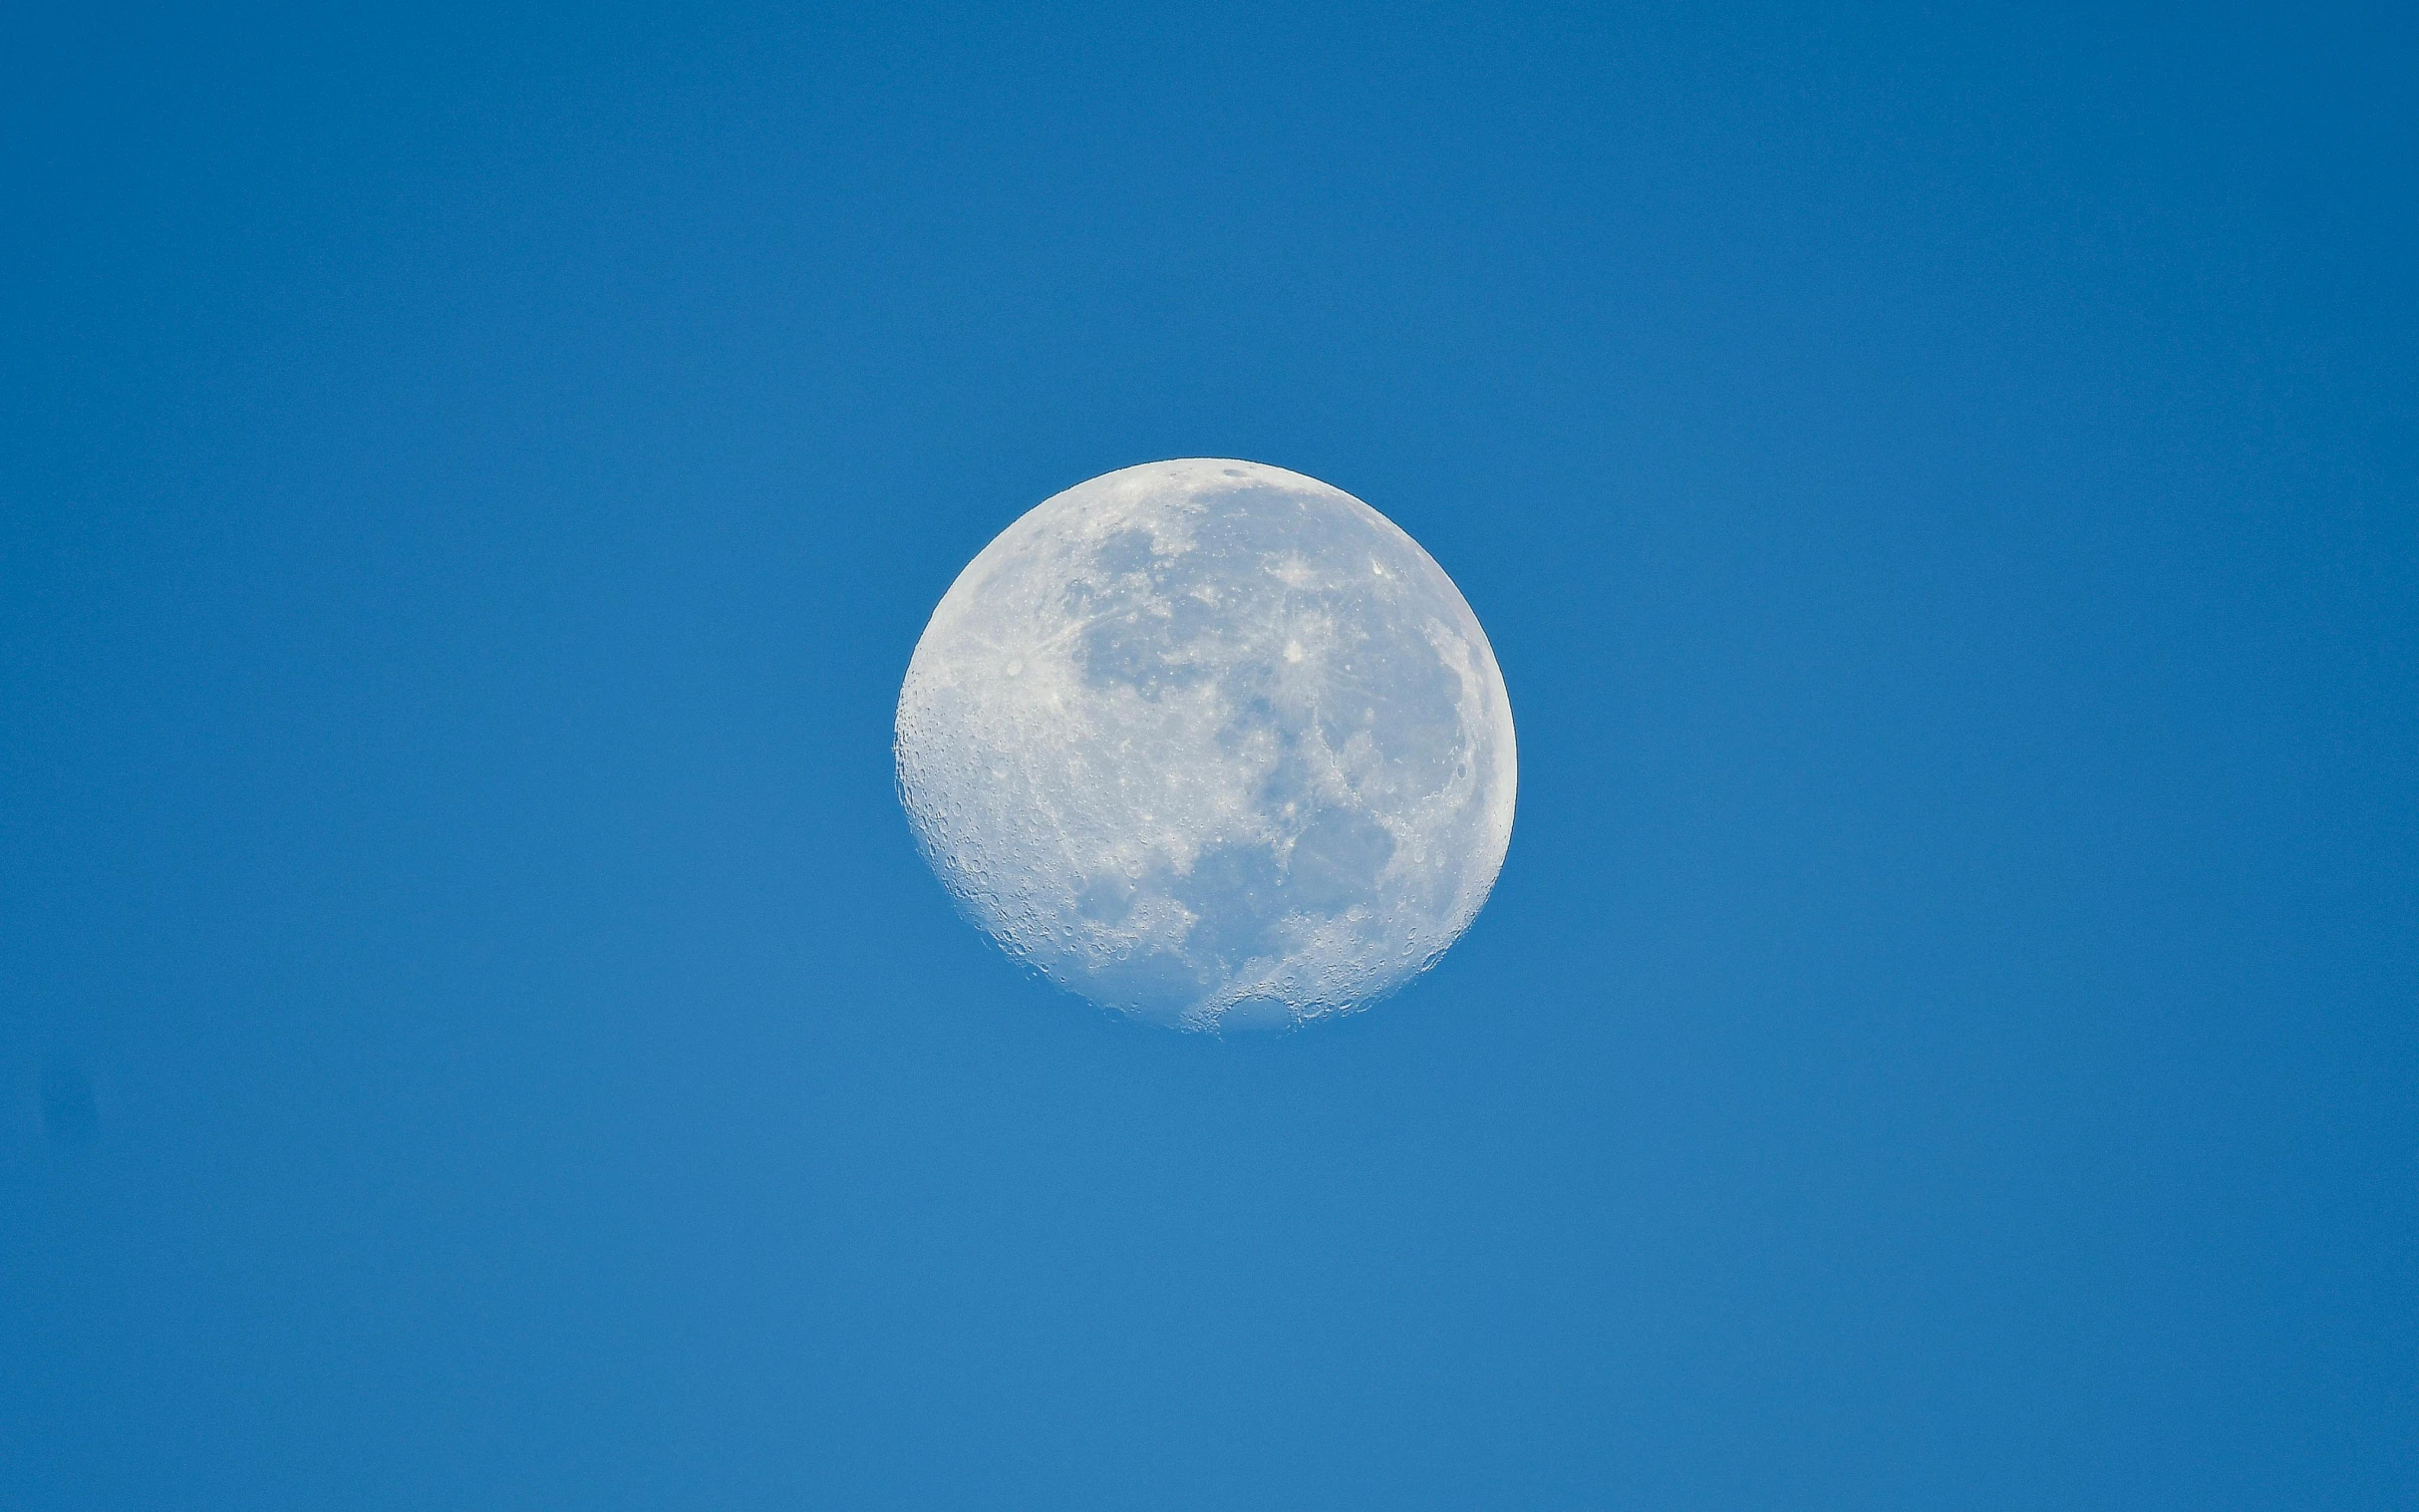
[5,3,2414,1507]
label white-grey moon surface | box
[895,459,1516,1031]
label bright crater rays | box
[895,459,1516,1031]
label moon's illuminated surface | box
[895,459,1516,1031]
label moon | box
[895,459,1516,1031]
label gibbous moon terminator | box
[895,459,1516,1031]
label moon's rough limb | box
[895,459,1516,1031]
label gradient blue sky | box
[6,4,2415,1507]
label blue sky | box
[5,3,2414,1507]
